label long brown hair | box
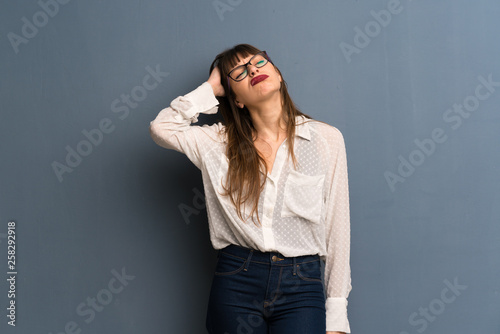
[209,44,315,227]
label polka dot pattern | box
[150,82,352,332]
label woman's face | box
[227,52,282,109]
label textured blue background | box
[1,0,499,333]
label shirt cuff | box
[326,297,350,333]
[175,81,219,122]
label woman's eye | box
[236,70,247,80]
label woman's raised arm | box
[149,68,226,169]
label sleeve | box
[323,128,352,333]
[149,81,223,169]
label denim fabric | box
[206,244,326,334]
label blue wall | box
[1,0,499,333]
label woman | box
[149,44,351,334]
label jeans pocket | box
[214,252,247,276]
[296,260,323,282]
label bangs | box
[219,44,262,76]
[226,50,251,69]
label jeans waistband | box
[219,243,320,266]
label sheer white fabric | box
[149,82,352,333]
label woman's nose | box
[247,64,259,76]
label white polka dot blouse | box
[149,82,352,333]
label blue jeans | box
[206,244,326,334]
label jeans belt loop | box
[293,257,297,275]
[244,249,253,271]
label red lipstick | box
[251,75,268,86]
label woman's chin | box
[254,84,280,98]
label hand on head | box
[208,67,226,97]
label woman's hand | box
[207,66,225,97]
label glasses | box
[227,51,271,82]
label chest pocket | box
[280,168,325,225]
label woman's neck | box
[247,95,286,142]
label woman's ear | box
[274,67,282,83]
[235,100,244,108]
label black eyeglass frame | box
[226,51,272,93]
